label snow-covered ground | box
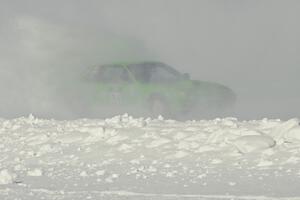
[1,114,300,200]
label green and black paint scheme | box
[79,62,236,119]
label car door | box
[89,65,130,109]
[146,65,194,113]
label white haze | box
[0,0,299,119]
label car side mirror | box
[183,73,190,80]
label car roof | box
[98,61,182,75]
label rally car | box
[75,61,236,119]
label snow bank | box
[232,135,276,154]
[0,114,300,199]
[0,169,15,185]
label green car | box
[73,61,236,119]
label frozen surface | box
[1,114,300,200]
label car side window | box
[149,66,179,83]
[128,64,151,83]
[90,66,129,83]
